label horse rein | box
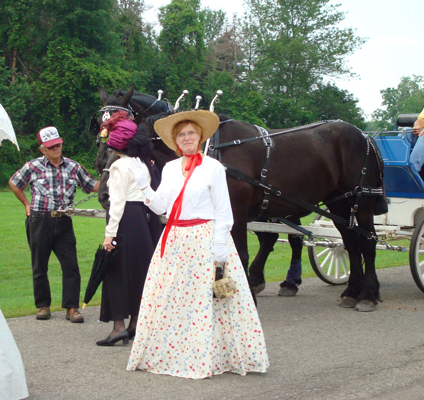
[207,120,332,151]
[139,99,169,118]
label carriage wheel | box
[307,213,350,285]
[409,215,424,293]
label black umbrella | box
[82,244,118,309]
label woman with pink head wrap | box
[96,111,162,346]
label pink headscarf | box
[106,119,138,151]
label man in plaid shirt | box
[9,126,99,323]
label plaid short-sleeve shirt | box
[11,156,97,212]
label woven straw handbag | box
[212,261,236,298]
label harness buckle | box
[361,167,367,175]
[234,140,241,145]
[261,199,269,209]
[261,169,268,178]
[352,204,359,213]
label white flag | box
[0,103,20,151]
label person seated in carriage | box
[403,108,424,173]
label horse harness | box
[206,119,385,241]
[90,100,170,138]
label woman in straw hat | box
[96,111,161,346]
[126,110,269,378]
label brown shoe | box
[66,308,84,323]
[36,307,51,320]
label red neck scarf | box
[160,149,203,257]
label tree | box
[245,0,366,127]
[369,75,424,130]
[309,83,365,129]
[23,0,132,160]
[0,57,33,186]
[112,0,160,92]
[157,0,206,104]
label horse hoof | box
[278,287,297,297]
[339,296,357,308]
[355,300,376,312]
[252,283,266,295]
[278,281,298,297]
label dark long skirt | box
[100,201,159,322]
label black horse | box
[92,87,301,297]
[135,112,385,312]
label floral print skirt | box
[127,221,269,379]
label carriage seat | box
[395,113,420,129]
[374,135,424,198]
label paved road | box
[7,265,424,400]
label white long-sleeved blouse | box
[105,155,151,238]
[146,156,233,244]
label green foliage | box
[112,0,160,92]
[30,37,130,156]
[0,58,37,185]
[0,0,377,176]
[309,84,366,129]
[157,0,206,102]
[370,75,424,130]
[246,0,366,127]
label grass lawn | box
[0,188,410,318]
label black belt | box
[31,210,69,217]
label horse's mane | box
[145,111,176,131]
[115,90,157,109]
[218,114,233,122]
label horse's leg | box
[97,151,118,211]
[335,224,364,308]
[249,231,279,294]
[327,202,364,308]
[355,208,380,312]
[278,233,303,297]
[98,170,110,211]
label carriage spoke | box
[341,255,349,277]
[317,248,331,259]
[327,254,335,277]
[417,259,424,277]
[334,255,340,279]
[320,251,333,270]
[308,216,350,285]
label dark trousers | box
[26,211,80,309]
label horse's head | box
[89,85,135,137]
[90,85,136,174]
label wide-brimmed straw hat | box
[153,110,219,152]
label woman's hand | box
[214,242,228,263]
[129,157,149,189]
[103,237,116,252]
